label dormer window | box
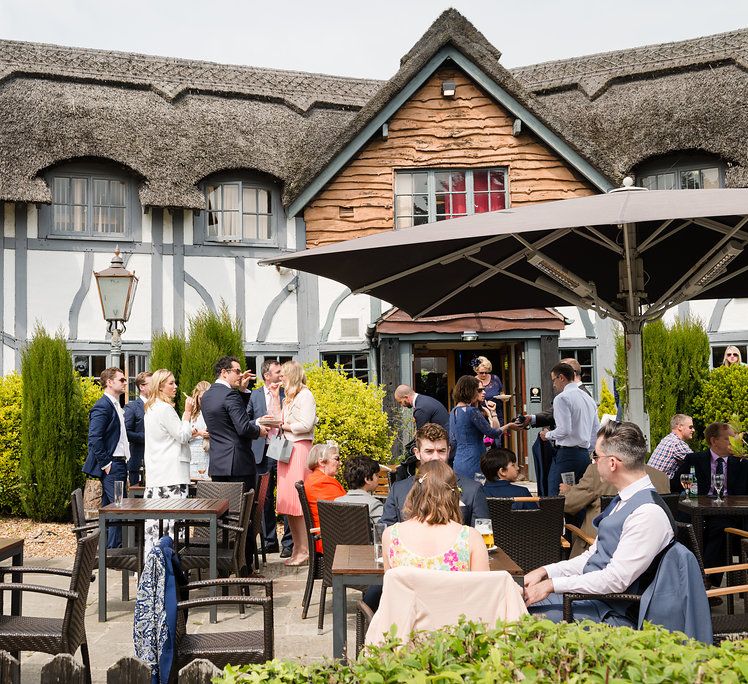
[206,181,272,242]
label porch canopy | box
[264,185,748,429]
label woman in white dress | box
[143,368,195,553]
[188,380,211,480]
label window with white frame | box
[44,163,139,238]
[205,180,275,243]
[394,168,508,229]
[322,353,370,382]
[559,348,596,396]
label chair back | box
[233,490,256,576]
[487,496,565,572]
[196,480,244,515]
[317,501,372,587]
[295,481,323,575]
[70,488,88,540]
[62,529,100,652]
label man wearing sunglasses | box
[524,421,679,626]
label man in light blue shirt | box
[543,363,599,495]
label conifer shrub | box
[20,328,86,521]
[597,377,616,419]
[150,330,187,410]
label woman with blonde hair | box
[722,345,744,366]
[304,441,346,554]
[382,460,489,572]
[276,360,317,565]
[143,368,195,552]
[188,380,211,480]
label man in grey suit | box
[249,359,292,557]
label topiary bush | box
[216,617,748,683]
[150,330,186,410]
[597,377,616,419]
[305,362,395,482]
[0,373,23,514]
[20,328,87,521]
[692,364,748,447]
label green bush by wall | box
[692,364,748,444]
[0,373,23,515]
[597,377,616,419]
[150,330,187,411]
[20,328,87,521]
[305,362,395,481]
[216,618,748,683]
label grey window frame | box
[394,167,509,229]
[196,173,285,248]
[40,162,141,241]
[559,347,596,398]
[322,352,371,383]
[637,155,725,191]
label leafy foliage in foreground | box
[214,618,748,683]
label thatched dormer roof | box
[0,11,745,209]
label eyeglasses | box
[228,367,242,375]
[592,450,620,463]
[476,371,489,375]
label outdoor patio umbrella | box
[263,182,748,429]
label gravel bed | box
[0,516,77,558]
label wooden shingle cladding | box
[303,66,596,247]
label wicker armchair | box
[600,493,680,519]
[70,488,141,601]
[317,500,372,632]
[294,481,325,622]
[175,577,273,674]
[487,496,565,572]
[178,481,245,550]
[0,530,100,684]
[251,472,271,570]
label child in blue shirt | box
[481,447,537,509]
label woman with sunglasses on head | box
[722,345,745,366]
[473,356,511,423]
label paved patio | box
[11,552,348,683]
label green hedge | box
[0,373,23,514]
[216,618,748,683]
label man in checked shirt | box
[647,414,695,492]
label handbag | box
[267,431,293,463]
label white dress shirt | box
[104,392,130,470]
[545,475,674,595]
[546,383,599,449]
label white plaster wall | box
[183,210,193,246]
[141,210,152,244]
[122,254,151,341]
[162,254,174,335]
[716,299,748,332]
[2,345,15,375]
[286,217,296,250]
[557,306,589,339]
[661,300,711,327]
[244,260,295,342]
[27,204,38,239]
[3,249,14,336]
[327,292,370,342]
[26,251,85,336]
[265,291,297,342]
[4,203,14,238]
[184,256,235,319]
[184,281,206,322]
[318,276,349,331]
[163,209,173,245]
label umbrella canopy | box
[264,186,748,429]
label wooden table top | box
[332,544,523,577]
[678,495,748,513]
[0,538,23,556]
[100,497,229,516]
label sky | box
[1,0,747,79]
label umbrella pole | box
[623,324,648,444]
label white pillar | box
[624,325,650,447]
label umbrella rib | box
[692,217,748,240]
[574,226,624,254]
[350,235,504,295]
[637,220,692,254]
[636,219,674,253]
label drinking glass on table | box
[712,472,725,504]
[114,480,124,507]
[679,473,693,502]
[474,472,486,486]
[373,522,386,565]
[475,518,494,549]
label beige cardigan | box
[282,386,316,443]
[365,566,528,647]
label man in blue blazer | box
[82,367,130,548]
[394,385,450,434]
[380,423,489,526]
[124,371,151,486]
[249,359,292,557]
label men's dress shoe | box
[264,543,280,553]
[280,547,292,559]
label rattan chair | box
[317,500,372,632]
[178,481,245,550]
[487,496,565,572]
[70,488,141,601]
[294,481,325,622]
[0,530,99,684]
[174,576,273,674]
[251,472,271,570]
[600,493,680,519]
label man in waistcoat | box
[524,421,675,626]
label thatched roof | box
[0,11,745,208]
[511,28,748,186]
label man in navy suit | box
[249,359,292,557]
[124,371,151,486]
[676,422,748,586]
[394,385,450,434]
[380,423,489,526]
[82,367,130,548]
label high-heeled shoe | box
[284,555,309,566]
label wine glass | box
[474,472,486,486]
[712,472,725,504]
[679,473,692,502]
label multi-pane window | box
[640,166,722,191]
[394,168,508,229]
[559,348,596,396]
[51,175,127,236]
[206,182,272,242]
[322,353,370,382]
[72,352,148,401]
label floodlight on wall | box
[441,80,456,98]
[682,240,744,298]
[527,251,595,298]
[461,330,479,342]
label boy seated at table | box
[481,448,537,510]
[336,456,383,524]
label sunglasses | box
[727,353,738,357]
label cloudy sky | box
[1,0,747,78]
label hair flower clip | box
[418,474,427,484]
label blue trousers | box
[548,446,591,496]
[528,591,635,627]
[101,459,128,548]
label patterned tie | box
[716,457,724,476]
[592,494,620,529]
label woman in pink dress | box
[276,360,316,566]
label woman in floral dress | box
[382,460,489,572]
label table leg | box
[332,574,347,661]
[122,522,131,602]
[11,547,23,616]
[694,513,705,557]
[98,515,108,622]
[210,515,217,624]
